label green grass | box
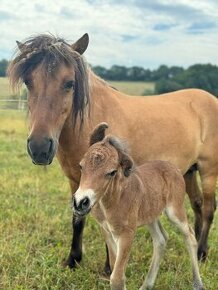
[0,111,217,290]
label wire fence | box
[0,99,27,110]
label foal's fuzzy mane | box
[107,136,130,155]
[7,34,90,125]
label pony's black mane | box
[7,34,90,125]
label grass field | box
[0,77,14,99]
[0,110,217,290]
[0,106,217,288]
[108,81,155,95]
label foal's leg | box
[139,219,167,290]
[110,230,135,290]
[197,171,217,261]
[184,169,203,240]
[92,203,112,274]
[100,226,117,275]
[165,206,204,290]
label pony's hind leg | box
[165,206,204,290]
[197,171,217,261]
[184,168,203,240]
[139,219,167,290]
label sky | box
[1,0,218,69]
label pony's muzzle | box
[73,197,91,217]
[27,136,55,165]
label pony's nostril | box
[81,197,90,210]
[48,138,54,154]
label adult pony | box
[7,33,217,271]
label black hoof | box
[103,264,112,276]
[62,253,82,269]
[197,247,207,262]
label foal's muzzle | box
[73,197,91,217]
[27,136,56,165]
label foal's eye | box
[64,80,74,91]
[106,170,117,178]
[79,164,83,171]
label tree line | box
[1,59,218,96]
[93,64,218,96]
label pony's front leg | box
[110,230,135,290]
[63,180,86,269]
[63,214,86,268]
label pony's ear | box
[16,41,26,52]
[90,122,109,146]
[120,152,134,177]
[71,33,89,55]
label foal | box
[74,123,204,290]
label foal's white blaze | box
[74,187,96,207]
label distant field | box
[0,77,155,100]
[0,77,25,101]
[108,81,155,95]
[0,77,14,99]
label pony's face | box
[8,33,89,165]
[26,64,75,165]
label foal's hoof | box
[197,247,207,262]
[62,254,82,269]
[193,282,205,290]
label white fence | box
[0,99,27,110]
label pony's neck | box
[57,69,126,183]
[89,69,108,89]
[59,70,114,146]
[89,69,120,100]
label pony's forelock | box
[7,33,90,126]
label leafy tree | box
[0,59,8,76]
[152,65,169,80]
[92,66,109,79]
[107,65,128,80]
[155,79,183,94]
[126,66,151,81]
[156,64,218,96]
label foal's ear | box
[90,122,109,146]
[71,33,89,55]
[120,153,134,177]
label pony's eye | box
[79,164,83,171]
[64,80,74,91]
[24,79,32,89]
[106,170,117,178]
